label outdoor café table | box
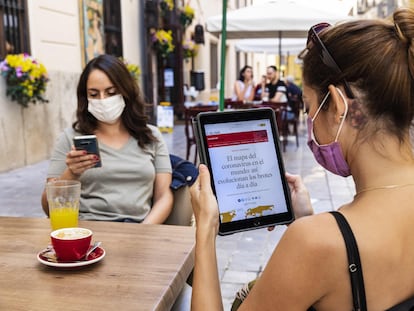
[0,216,195,311]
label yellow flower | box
[153,30,175,57]
[180,5,195,28]
[119,57,141,81]
[183,5,195,18]
[161,0,174,11]
[0,53,48,107]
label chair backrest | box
[184,105,218,141]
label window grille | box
[0,0,30,59]
[103,0,123,57]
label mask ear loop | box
[334,88,349,142]
[311,92,331,122]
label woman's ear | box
[327,85,347,123]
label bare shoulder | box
[240,213,347,310]
[284,212,341,247]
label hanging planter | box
[182,38,198,60]
[0,53,49,107]
[160,0,174,15]
[119,57,141,82]
[179,5,195,28]
[152,29,175,58]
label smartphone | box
[73,135,102,167]
[193,108,294,235]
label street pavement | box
[0,119,356,310]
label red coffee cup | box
[51,227,92,262]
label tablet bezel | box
[194,108,294,235]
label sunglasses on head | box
[306,22,355,99]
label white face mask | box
[87,94,125,124]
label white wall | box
[27,0,82,72]
[1,0,144,172]
[121,0,141,65]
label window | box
[0,0,30,59]
[103,0,123,57]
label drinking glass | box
[46,180,81,230]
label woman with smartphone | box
[41,54,173,224]
[190,8,414,311]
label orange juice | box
[49,205,79,230]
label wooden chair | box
[257,101,286,136]
[224,98,256,110]
[184,105,218,163]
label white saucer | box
[37,245,105,268]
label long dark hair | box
[238,65,253,82]
[301,8,414,142]
[73,54,156,148]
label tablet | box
[193,108,294,235]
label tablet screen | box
[195,108,293,234]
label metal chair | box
[184,105,218,163]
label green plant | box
[182,38,198,59]
[152,29,175,58]
[160,0,174,12]
[120,57,141,82]
[179,4,195,28]
[0,53,48,107]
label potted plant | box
[179,4,195,28]
[152,29,175,58]
[182,38,198,60]
[0,53,49,107]
[160,0,174,13]
[120,57,141,82]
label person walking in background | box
[190,7,414,311]
[231,65,255,102]
[263,65,288,103]
[41,54,173,224]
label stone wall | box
[0,71,80,173]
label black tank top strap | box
[330,211,367,311]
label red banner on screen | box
[206,130,268,148]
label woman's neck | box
[349,133,414,193]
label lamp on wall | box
[193,24,205,44]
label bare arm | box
[190,164,223,311]
[270,91,285,102]
[41,146,99,215]
[142,172,173,224]
[246,83,255,101]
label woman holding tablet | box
[190,7,414,311]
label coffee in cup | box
[50,227,92,262]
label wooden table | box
[0,217,195,311]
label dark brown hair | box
[301,8,414,140]
[73,54,156,148]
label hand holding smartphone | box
[73,135,102,167]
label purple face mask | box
[307,89,351,177]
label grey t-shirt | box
[47,125,172,222]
